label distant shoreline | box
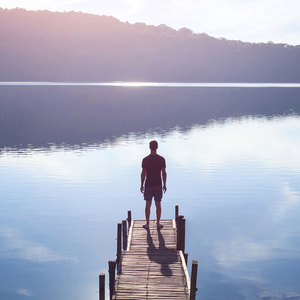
[1,82,300,88]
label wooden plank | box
[113,219,189,300]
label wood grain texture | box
[113,220,189,299]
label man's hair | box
[149,140,158,150]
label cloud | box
[0,0,53,10]
[275,183,300,222]
[0,141,139,186]
[213,237,272,267]
[213,232,300,269]
[0,227,76,263]
[17,288,33,297]
[167,115,300,173]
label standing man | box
[140,140,167,229]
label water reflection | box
[1,86,300,300]
[177,118,300,299]
[0,86,300,149]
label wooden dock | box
[99,206,198,300]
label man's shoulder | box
[154,154,166,167]
[155,154,165,163]
[157,154,165,160]
[142,155,151,167]
[142,154,151,161]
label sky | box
[0,0,300,46]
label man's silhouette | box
[140,140,167,229]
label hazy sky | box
[1,0,300,45]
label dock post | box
[175,205,179,219]
[190,260,198,300]
[108,260,116,300]
[117,222,122,273]
[122,220,128,250]
[176,215,182,250]
[99,273,105,300]
[176,215,186,253]
[127,210,132,229]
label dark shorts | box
[144,186,163,202]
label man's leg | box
[155,200,162,228]
[145,200,152,227]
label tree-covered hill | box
[1,8,299,82]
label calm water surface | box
[0,85,300,299]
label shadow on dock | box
[146,227,177,277]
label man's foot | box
[143,224,149,229]
[157,224,163,229]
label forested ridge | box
[1,8,300,82]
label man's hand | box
[162,168,167,194]
[163,185,167,193]
[141,169,146,194]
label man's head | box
[149,140,158,151]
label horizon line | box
[1,82,300,88]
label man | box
[140,140,167,229]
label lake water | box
[0,83,300,300]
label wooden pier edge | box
[179,250,191,294]
[102,206,198,300]
[126,219,134,251]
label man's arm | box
[140,168,147,193]
[162,168,167,193]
